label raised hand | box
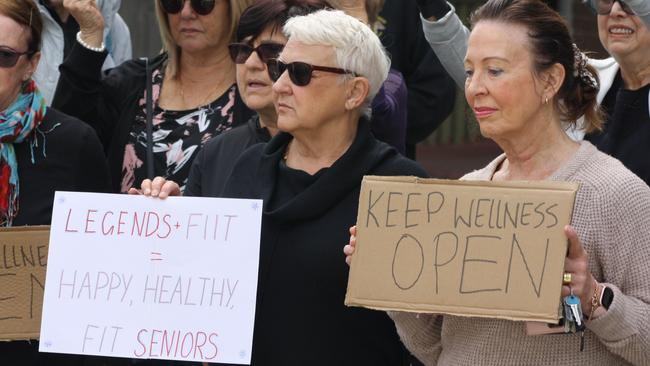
[63,0,105,48]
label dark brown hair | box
[471,0,602,132]
[0,0,43,57]
[236,0,333,43]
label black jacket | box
[1,107,110,365]
[586,73,650,186]
[185,115,270,197]
[14,107,110,225]
[52,44,253,192]
[379,0,456,146]
[222,118,428,365]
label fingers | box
[150,176,167,197]
[138,177,180,198]
[344,226,358,267]
[140,179,153,195]
[565,225,586,259]
[127,188,142,195]
[158,181,181,199]
[562,225,595,311]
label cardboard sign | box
[39,192,262,364]
[0,226,49,340]
[345,176,578,323]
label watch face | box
[602,287,614,309]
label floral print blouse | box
[121,68,236,193]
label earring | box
[544,96,549,104]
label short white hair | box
[283,9,391,115]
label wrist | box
[588,282,613,320]
[416,0,451,21]
[77,31,106,53]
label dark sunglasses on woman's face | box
[585,0,635,15]
[228,43,285,64]
[159,0,216,15]
[0,46,33,68]
[266,59,355,87]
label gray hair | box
[283,9,390,115]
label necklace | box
[178,77,228,109]
[283,140,291,161]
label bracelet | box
[76,31,106,53]
[588,280,601,320]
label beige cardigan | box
[389,141,650,365]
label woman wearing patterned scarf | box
[0,0,110,363]
[0,0,109,227]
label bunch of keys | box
[563,289,586,351]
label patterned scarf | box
[0,80,46,226]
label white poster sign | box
[39,192,262,364]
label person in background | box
[138,9,427,365]
[582,0,650,185]
[329,0,408,154]
[52,0,254,193]
[183,0,411,198]
[416,0,650,185]
[184,0,329,197]
[377,0,456,159]
[0,0,110,363]
[34,0,131,104]
[345,0,650,364]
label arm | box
[627,0,650,29]
[53,0,125,146]
[387,312,443,366]
[380,0,457,146]
[371,70,407,155]
[419,2,470,89]
[586,183,650,365]
[52,43,115,145]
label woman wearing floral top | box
[53,0,254,192]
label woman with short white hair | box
[220,9,426,365]
[136,9,425,364]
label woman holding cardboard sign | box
[344,0,650,364]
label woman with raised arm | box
[53,0,254,193]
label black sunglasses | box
[228,42,285,64]
[160,0,216,15]
[585,0,635,15]
[266,59,355,87]
[0,46,33,68]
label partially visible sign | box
[0,226,49,340]
[346,176,578,323]
[40,192,262,364]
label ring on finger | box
[562,272,572,285]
